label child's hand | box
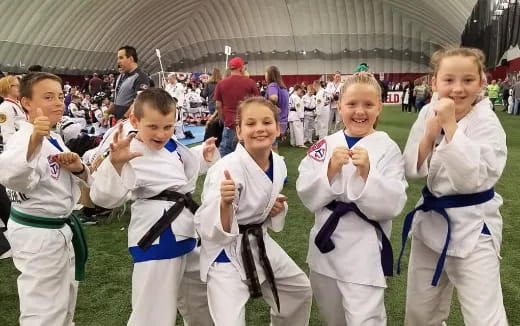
[351,147,370,181]
[220,170,236,206]
[328,146,350,179]
[433,98,456,127]
[269,196,288,217]
[424,116,443,142]
[31,108,51,144]
[56,152,84,173]
[203,137,218,162]
[109,124,143,174]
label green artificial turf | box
[0,105,518,325]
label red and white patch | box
[139,84,149,90]
[47,155,61,180]
[307,139,327,162]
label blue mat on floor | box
[178,126,205,146]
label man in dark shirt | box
[214,57,259,156]
[89,73,102,96]
[105,46,149,121]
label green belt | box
[10,208,88,281]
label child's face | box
[432,55,483,114]
[338,83,381,137]
[22,79,64,126]
[130,104,176,151]
[237,103,280,153]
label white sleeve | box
[90,158,136,208]
[189,144,220,175]
[0,105,19,144]
[195,164,240,246]
[346,144,408,221]
[402,104,432,178]
[434,117,507,193]
[0,125,41,193]
[296,146,345,212]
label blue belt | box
[315,200,394,277]
[397,186,495,286]
[129,226,196,263]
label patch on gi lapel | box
[307,139,327,162]
[47,155,61,180]
[0,113,6,124]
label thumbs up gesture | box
[269,195,288,217]
[32,108,51,144]
[220,170,236,206]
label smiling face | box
[338,83,382,137]
[130,104,176,151]
[432,55,483,118]
[22,79,65,126]
[237,102,280,153]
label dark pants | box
[415,97,427,112]
[0,184,11,225]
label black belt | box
[239,223,280,312]
[290,109,297,112]
[137,190,199,250]
[304,107,315,112]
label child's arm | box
[347,144,408,221]
[403,104,435,178]
[195,165,240,246]
[296,143,347,212]
[434,115,507,193]
[0,122,44,193]
[90,124,142,208]
[190,137,220,175]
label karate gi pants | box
[316,110,330,140]
[128,249,212,326]
[405,236,508,326]
[310,270,386,326]
[7,223,78,326]
[289,120,304,146]
[303,113,316,143]
[206,254,312,325]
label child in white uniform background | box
[195,97,312,326]
[90,88,218,326]
[0,72,90,326]
[400,47,508,326]
[297,73,407,326]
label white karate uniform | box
[402,98,508,326]
[0,121,91,326]
[302,93,316,143]
[315,87,331,140]
[195,143,312,326]
[69,103,85,120]
[326,81,343,130]
[57,117,84,144]
[90,137,218,326]
[0,99,26,145]
[297,130,407,326]
[288,93,304,146]
[185,90,203,115]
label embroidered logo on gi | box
[47,155,60,180]
[316,99,322,105]
[296,103,300,108]
[307,139,327,162]
[0,113,6,123]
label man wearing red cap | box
[214,57,259,156]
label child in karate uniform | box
[195,97,312,326]
[297,73,407,326]
[400,47,508,326]
[0,72,90,326]
[90,88,218,326]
